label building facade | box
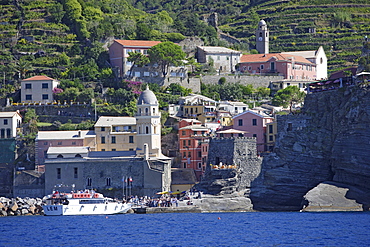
[0,111,22,138]
[196,46,241,73]
[178,119,210,181]
[232,110,274,153]
[109,40,161,78]
[21,76,59,103]
[239,53,317,80]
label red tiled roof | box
[23,75,55,81]
[114,40,162,47]
[240,53,314,64]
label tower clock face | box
[259,37,263,41]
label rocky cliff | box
[250,84,370,211]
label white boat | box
[42,191,131,216]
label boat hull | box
[43,203,131,216]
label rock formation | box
[0,197,44,216]
[250,84,370,211]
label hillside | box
[134,0,370,73]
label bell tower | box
[256,20,269,54]
[136,86,161,158]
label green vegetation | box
[272,86,305,113]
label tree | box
[272,86,305,112]
[127,51,150,77]
[148,42,186,77]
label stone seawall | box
[0,197,44,216]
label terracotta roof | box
[23,75,56,81]
[114,40,162,47]
[240,53,314,65]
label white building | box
[196,46,241,73]
[0,111,22,138]
[217,101,249,115]
[282,46,328,80]
[21,75,59,103]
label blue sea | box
[1,212,369,247]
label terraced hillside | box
[0,0,74,80]
[134,0,370,74]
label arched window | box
[57,154,63,158]
[259,32,262,37]
[320,57,323,64]
[87,177,92,187]
[75,154,82,158]
[145,108,148,114]
[153,108,155,114]
[146,126,149,134]
[138,127,141,134]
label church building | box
[43,87,171,197]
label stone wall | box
[200,75,284,88]
[196,137,262,195]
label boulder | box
[302,181,370,212]
[0,210,7,217]
[9,201,18,212]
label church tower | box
[256,20,269,54]
[135,86,161,158]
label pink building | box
[239,53,316,80]
[178,119,211,181]
[109,40,161,78]
[232,110,274,153]
[35,130,96,171]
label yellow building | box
[266,121,277,152]
[182,102,217,124]
[94,116,137,152]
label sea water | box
[1,211,369,246]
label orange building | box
[178,119,211,181]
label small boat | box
[42,190,131,216]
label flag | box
[129,177,133,182]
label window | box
[87,177,92,187]
[183,163,186,168]
[198,162,202,169]
[101,136,105,144]
[146,126,149,134]
[6,129,10,138]
[57,168,61,179]
[72,142,76,145]
[269,136,273,141]
[129,136,134,143]
[269,125,273,133]
[188,152,191,157]
[3,119,8,125]
[111,136,116,144]
[42,94,48,100]
[57,154,63,158]
[183,152,186,158]
[188,140,191,146]
[112,149,116,151]
[287,123,293,131]
[0,129,4,138]
[75,154,81,158]
[25,83,32,89]
[74,167,78,178]
[260,65,264,70]
[101,127,105,131]
[183,140,186,147]
[253,134,257,138]
[238,119,243,126]
[101,149,105,151]
[248,66,252,70]
[26,95,32,100]
[106,177,111,186]
[135,49,141,53]
[58,142,62,145]
[126,49,132,54]
[182,131,186,136]
[252,119,257,126]
[42,83,48,89]
[198,151,201,157]
[44,142,48,145]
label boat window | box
[79,199,105,204]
